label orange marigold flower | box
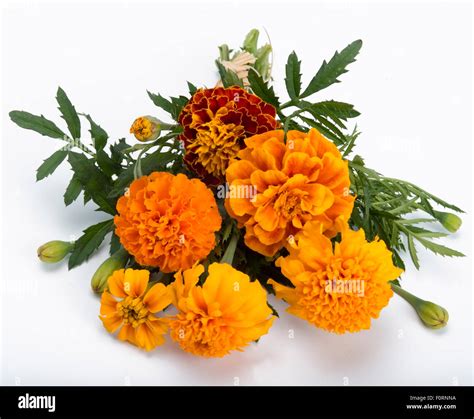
[269,222,403,334]
[99,268,171,351]
[178,86,278,185]
[225,128,355,256]
[114,172,221,273]
[168,263,275,357]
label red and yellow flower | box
[178,86,278,185]
[225,128,355,256]
[114,172,221,273]
[269,221,403,333]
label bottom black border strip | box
[0,386,473,418]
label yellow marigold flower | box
[99,268,171,351]
[269,222,403,334]
[168,263,275,357]
[130,116,161,142]
[225,128,355,256]
[114,172,222,273]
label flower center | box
[117,296,149,328]
[274,192,302,219]
[189,117,244,178]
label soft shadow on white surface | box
[1,0,472,385]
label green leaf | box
[108,149,178,198]
[56,87,81,140]
[405,226,448,239]
[83,114,108,151]
[301,40,362,98]
[109,232,121,255]
[64,175,83,206]
[147,91,174,114]
[96,150,121,177]
[9,111,66,139]
[187,81,198,96]
[215,60,243,88]
[310,100,360,121]
[36,149,68,181]
[407,234,420,270]
[68,219,114,269]
[247,69,280,109]
[416,237,465,258]
[169,96,189,120]
[68,152,115,215]
[147,91,188,120]
[110,138,130,165]
[285,51,302,100]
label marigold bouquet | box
[10,30,464,357]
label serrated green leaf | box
[215,60,243,88]
[64,175,83,206]
[83,114,108,151]
[398,218,436,225]
[310,100,360,121]
[285,51,302,100]
[36,149,68,181]
[417,237,465,258]
[407,234,420,270]
[187,81,198,96]
[247,69,280,109]
[96,149,121,177]
[147,91,174,114]
[68,219,114,269]
[405,226,448,239]
[108,149,178,198]
[110,138,130,165]
[83,190,91,205]
[56,87,81,140]
[301,40,362,98]
[169,96,189,120]
[68,152,115,214]
[109,232,121,255]
[9,111,66,139]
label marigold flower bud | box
[416,300,449,329]
[391,283,449,329]
[91,248,129,293]
[37,240,73,263]
[433,210,462,233]
[130,116,162,142]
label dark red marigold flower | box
[178,86,278,185]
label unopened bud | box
[391,283,449,330]
[37,240,73,263]
[416,299,449,329]
[130,116,162,142]
[91,248,129,293]
[433,210,462,233]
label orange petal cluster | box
[168,263,275,357]
[99,269,171,351]
[114,172,221,273]
[225,128,355,256]
[178,86,278,185]
[269,222,403,333]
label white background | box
[1,0,473,385]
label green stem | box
[220,231,239,266]
[279,100,296,110]
[391,283,420,308]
